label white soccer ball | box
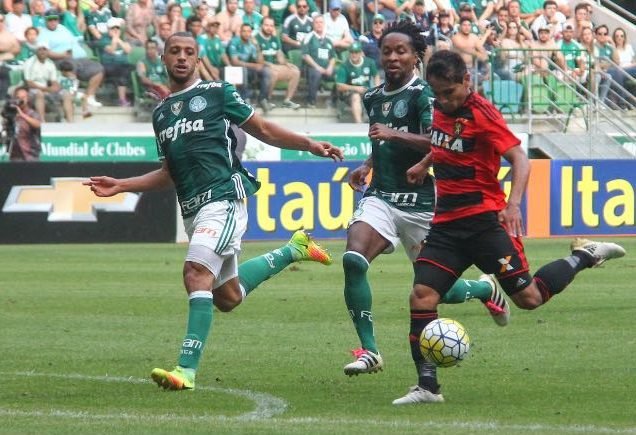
[420,318,470,367]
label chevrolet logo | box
[2,178,141,222]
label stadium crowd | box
[0,0,634,122]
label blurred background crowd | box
[0,0,634,123]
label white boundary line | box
[2,372,635,433]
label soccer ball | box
[420,318,470,367]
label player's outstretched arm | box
[83,161,173,197]
[241,113,344,161]
[499,145,530,237]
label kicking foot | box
[479,274,510,327]
[392,385,444,405]
[287,230,332,265]
[150,366,195,390]
[571,238,626,267]
[343,348,384,376]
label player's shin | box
[343,251,377,353]
[409,309,440,393]
[532,253,590,304]
[238,246,295,297]
[178,291,214,371]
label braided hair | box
[378,19,428,67]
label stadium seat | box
[522,74,554,114]
[555,82,586,132]
[482,80,523,116]
[128,46,146,66]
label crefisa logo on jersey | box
[189,96,207,113]
[158,118,205,143]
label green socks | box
[343,251,378,353]
[238,246,295,297]
[440,279,493,304]
[178,291,213,370]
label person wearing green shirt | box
[83,31,344,392]
[302,15,336,107]
[335,41,379,123]
[136,39,170,99]
[199,17,230,80]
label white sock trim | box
[343,250,370,266]
[239,284,247,301]
[189,290,213,300]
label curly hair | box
[378,19,428,66]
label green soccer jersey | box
[227,36,259,62]
[141,57,168,84]
[336,57,377,87]
[301,32,335,69]
[261,0,290,26]
[199,34,226,68]
[282,14,313,46]
[255,32,282,63]
[362,75,435,213]
[558,39,583,69]
[152,79,260,218]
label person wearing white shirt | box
[5,0,32,42]
[530,0,565,40]
[323,0,353,51]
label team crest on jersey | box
[454,118,467,136]
[171,101,183,116]
[382,102,392,117]
[394,100,408,118]
[189,96,207,113]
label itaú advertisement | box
[548,160,636,236]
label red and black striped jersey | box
[430,91,520,223]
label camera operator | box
[3,86,42,161]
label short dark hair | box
[594,24,608,33]
[164,31,199,53]
[379,19,427,66]
[58,60,74,72]
[459,17,472,25]
[574,2,588,12]
[543,0,557,8]
[426,49,466,83]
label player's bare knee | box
[214,295,241,312]
[410,284,440,309]
[183,261,214,292]
[511,290,542,310]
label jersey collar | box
[169,78,202,98]
[382,73,417,96]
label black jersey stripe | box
[433,163,475,181]
[436,192,483,214]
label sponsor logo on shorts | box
[498,256,514,273]
[194,227,218,236]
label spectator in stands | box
[489,6,508,36]
[579,25,611,102]
[23,41,73,121]
[407,0,431,31]
[557,23,586,82]
[530,24,565,76]
[5,0,32,42]
[360,14,385,73]
[217,0,243,45]
[451,17,488,72]
[59,59,91,119]
[242,0,264,35]
[335,41,379,123]
[136,39,170,99]
[323,0,353,52]
[499,19,528,80]
[61,0,87,42]
[452,0,495,28]
[29,0,46,28]
[186,15,205,38]
[565,2,592,40]
[158,3,187,34]
[194,3,212,28]
[15,26,40,63]
[228,23,272,111]
[125,0,155,46]
[454,2,480,34]
[255,16,302,110]
[152,20,173,53]
[425,9,454,63]
[364,0,397,28]
[86,0,114,48]
[200,17,230,80]
[608,27,636,104]
[282,0,313,53]
[302,14,336,108]
[261,0,290,27]
[506,0,533,42]
[7,86,41,161]
[530,0,565,40]
[0,13,21,64]
[39,10,105,108]
[97,17,132,106]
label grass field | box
[1,238,635,434]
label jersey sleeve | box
[222,82,255,126]
[474,107,521,155]
[417,85,434,132]
[227,37,239,58]
[151,112,165,161]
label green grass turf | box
[1,238,635,434]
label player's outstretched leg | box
[439,277,510,326]
[239,230,332,298]
[570,238,626,266]
[478,274,510,326]
[151,366,196,390]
